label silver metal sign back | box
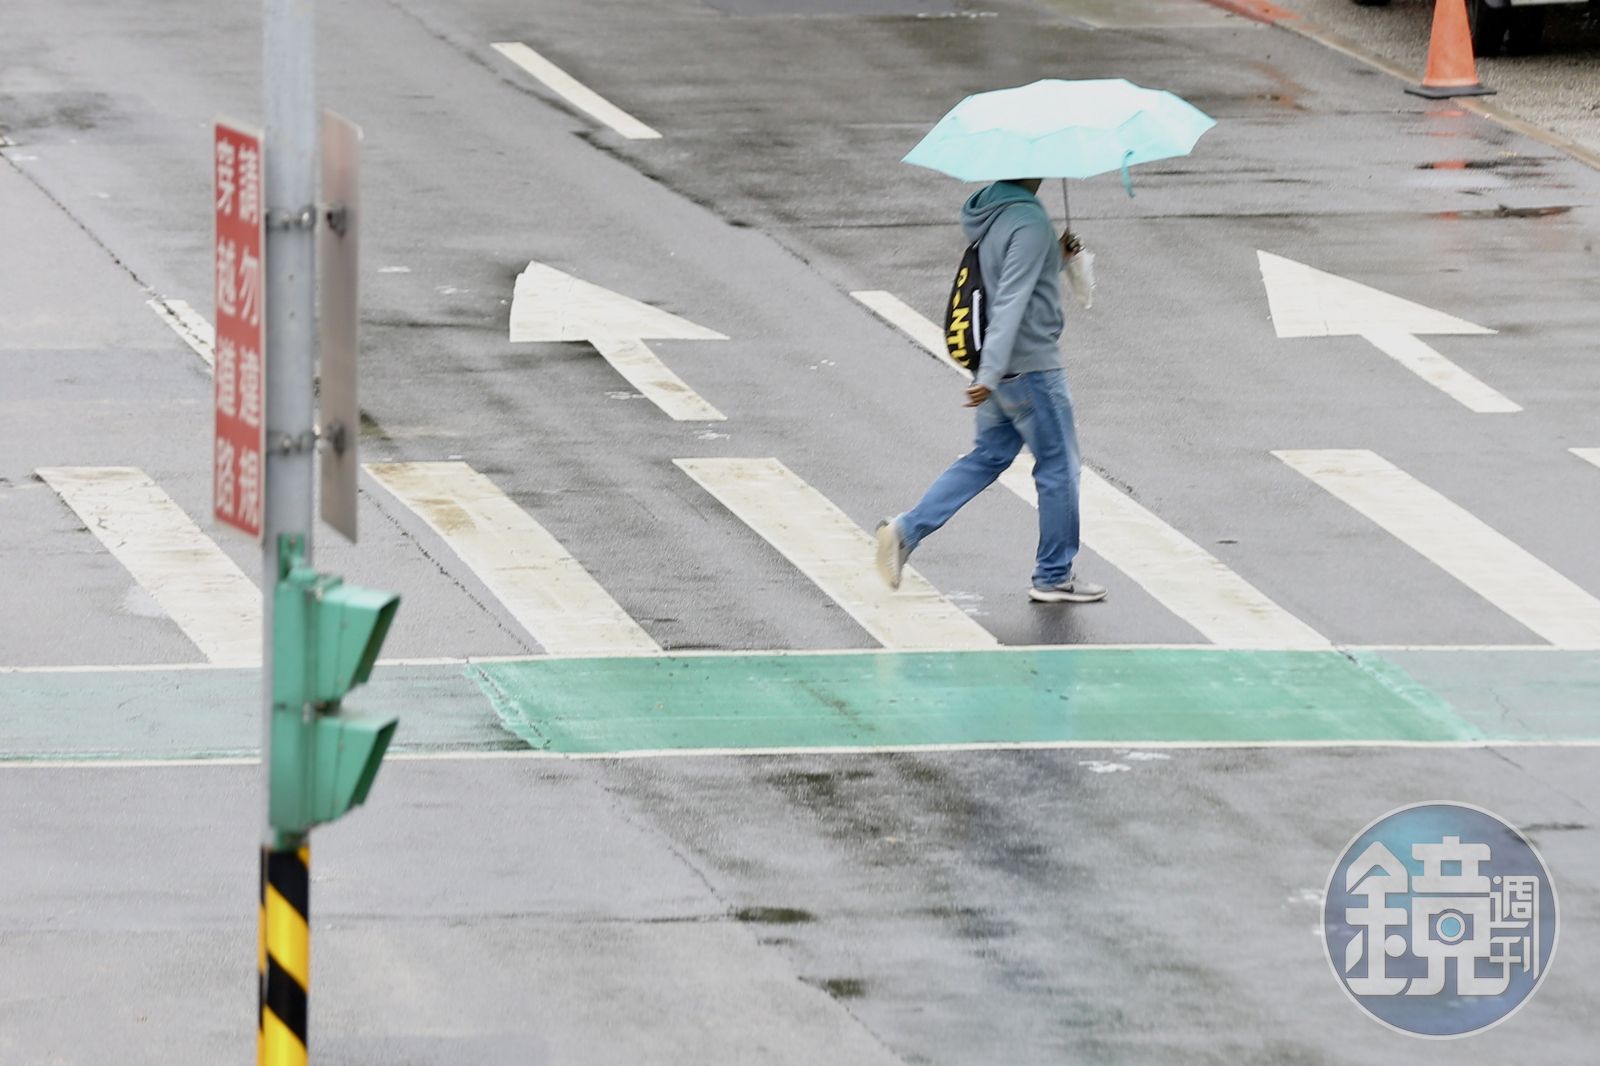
[318,110,361,541]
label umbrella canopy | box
[902,78,1215,185]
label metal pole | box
[261,2,317,1061]
[262,0,317,852]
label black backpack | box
[944,240,986,374]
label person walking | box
[875,178,1105,604]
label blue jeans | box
[897,368,1082,588]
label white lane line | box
[491,42,661,140]
[364,461,660,655]
[1276,449,1600,649]
[591,337,726,421]
[1360,328,1520,414]
[9,736,1600,770]
[0,642,1570,674]
[1571,448,1600,470]
[35,467,260,665]
[676,457,998,651]
[147,298,214,367]
[855,290,1327,649]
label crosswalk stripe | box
[1571,448,1600,471]
[851,291,948,359]
[364,461,659,655]
[147,298,215,367]
[1276,449,1600,649]
[676,457,998,651]
[36,467,260,664]
[491,42,662,140]
[855,289,1326,649]
[998,468,1329,648]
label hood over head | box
[960,180,1043,243]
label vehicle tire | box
[1505,8,1546,53]
[1468,0,1509,54]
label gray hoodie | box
[960,181,1064,391]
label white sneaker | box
[875,518,909,590]
[1028,571,1107,604]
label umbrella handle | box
[1060,178,1071,232]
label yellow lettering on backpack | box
[947,304,970,361]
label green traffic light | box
[311,583,400,704]
[310,714,398,821]
[270,536,400,836]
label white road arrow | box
[1257,251,1518,414]
[510,261,728,421]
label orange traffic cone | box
[1407,0,1495,99]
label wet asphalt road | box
[3,0,1599,1062]
[5,748,1598,1064]
[1283,0,1600,155]
[6,0,1600,658]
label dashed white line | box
[35,467,260,665]
[492,41,662,140]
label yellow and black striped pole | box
[259,844,310,1066]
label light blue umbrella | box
[902,78,1215,208]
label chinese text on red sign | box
[214,122,266,537]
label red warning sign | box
[213,121,266,538]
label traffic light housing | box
[271,536,399,836]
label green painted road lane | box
[8,647,1594,761]
[473,649,1475,752]
[1383,650,1600,742]
[0,664,522,761]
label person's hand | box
[964,383,991,408]
[1059,230,1081,258]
